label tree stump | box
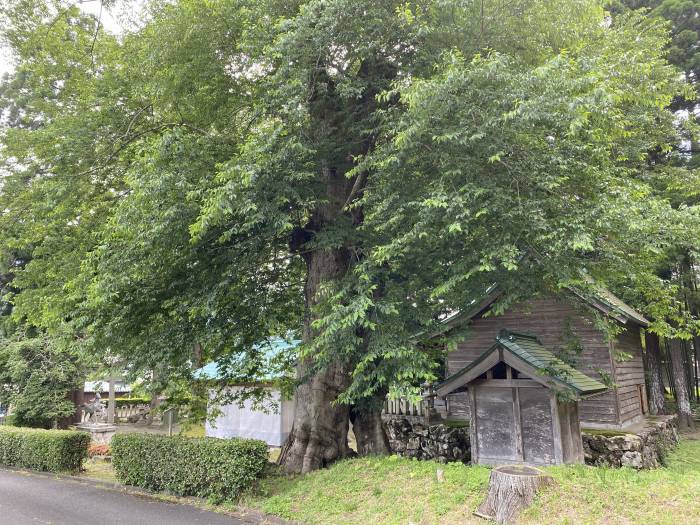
[475,465,554,524]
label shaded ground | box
[0,469,253,525]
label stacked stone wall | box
[383,417,470,463]
[383,415,678,469]
[582,416,678,469]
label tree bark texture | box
[351,400,391,456]
[279,246,355,473]
[475,465,554,524]
[644,332,667,415]
[667,338,696,430]
[279,57,394,471]
[694,336,700,403]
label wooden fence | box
[80,403,159,423]
[382,394,449,422]
[383,397,425,417]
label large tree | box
[0,0,697,471]
[610,0,700,425]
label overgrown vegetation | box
[111,433,269,502]
[0,426,89,473]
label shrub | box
[0,426,90,472]
[114,397,150,408]
[111,433,269,501]
[88,443,111,457]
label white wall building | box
[195,337,299,447]
[205,387,295,446]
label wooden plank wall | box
[611,325,645,424]
[446,296,626,426]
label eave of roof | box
[435,330,607,398]
[434,282,648,339]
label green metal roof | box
[496,331,607,395]
[436,330,607,398]
[194,337,300,382]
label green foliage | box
[0,330,83,428]
[0,426,89,472]
[0,0,697,414]
[610,1,700,106]
[111,433,269,502]
[114,397,150,408]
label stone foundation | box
[581,416,679,469]
[384,415,678,469]
[383,416,470,463]
[75,422,118,444]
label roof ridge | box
[497,329,540,343]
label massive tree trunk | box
[694,336,700,404]
[279,246,355,473]
[351,393,391,456]
[667,338,696,430]
[280,166,357,473]
[279,57,395,472]
[279,356,354,473]
[644,331,667,415]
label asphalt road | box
[0,468,252,525]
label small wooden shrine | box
[436,330,606,466]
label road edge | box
[0,466,297,525]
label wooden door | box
[473,384,556,465]
[474,386,518,464]
[518,387,555,464]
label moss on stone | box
[581,428,629,437]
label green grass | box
[523,438,700,525]
[242,455,490,525]
[72,433,700,524]
[179,422,206,438]
[82,459,118,483]
[242,438,700,525]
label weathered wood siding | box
[446,295,633,427]
[611,324,645,424]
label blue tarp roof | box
[194,337,301,382]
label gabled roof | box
[435,330,607,398]
[436,282,648,335]
[569,283,649,327]
[194,337,300,382]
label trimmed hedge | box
[0,426,90,472]
[111,433,269,501]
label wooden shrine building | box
[436,330,606,465]
[440,287,650,430]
